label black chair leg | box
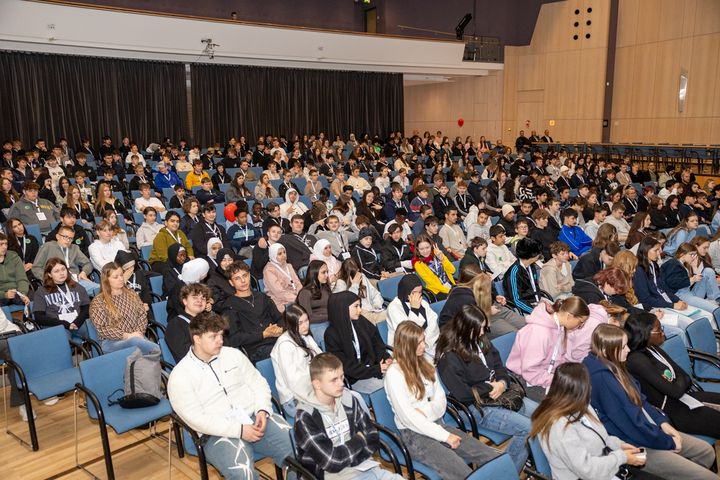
[5,360,39,451]
[97,417,116,480]
[172,420,184,458]
[274,464,284,479]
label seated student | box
[162,243,188,299]
[196,177,226,205]
[32,225,98,294]
[190,203,228,257]
[315,214,350,258]
[135,206,163,248]
[263,243,301,313]
[573,266,639,311]
[226,207,261,259]
[166,283,211,363]
[45,207,91,256]
[498,204,517,237]
[526,209,553,261]
[385,321,500,480]
[206,248,236,308]
[573,240,620,281]
[279,215,317,274]
[296,260,332,347]
[439,207,467,260]
[153,161,182,194]
[486,225,516,281]
[626,211,652,249]
[386,274,439,357]
[148,211,194,272]
[458,236,492,273]
[262,201,290,234]
[222,261,284,363]
[585,204,609,241]
[379,223,413,274]
[167,258,210,319]
[605,202,631,243]
[33,257,90,334]
[0,232,30,307]
[530,363,653,480]
[90,261,159,354]
[88,220,128,271]
[503,238,543,315]
[184,159,210,190]
[168,184,187,210]
[325,291,391,394]
[167,312,294,480]
[114,250,152,309]
[294,352,403,480]
[558,209,592,257]
[6,217,40,277]
[412,233,456,299]
[466,208,491,242]
[625,312,720,440]
[279,188,309,220]
[507,297,590,401]
[584,324,716,480]
[334,258,386,324]
[251,223,282,279]
[539,241,575,300]
[436,305,537,473]
[270,304,323,417]
[180,197,202,239]
[664,213,699,257]
[409,185,431,221]
[351,227,384,283]
[133,183,166,215]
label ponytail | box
[546,296,590,318]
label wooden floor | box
[0,382,278,480]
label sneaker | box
[43,396,59,406]
[18,405,36,422]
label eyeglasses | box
[57,234,74,241]
[651,325,665,335]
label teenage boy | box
[485,225,516,280]
[295,353,402,480]
[604,202,631,242]
[165,283,211,363]
[196,177,226,205]
[167,311,293,479]
[8,181,59,233]
[382,184,411,222]
[227,208,261,258]
[439,207,467,259]
[503,238,543,314]
[279,215,316,273]
[558,209,592,257]
[168,183,186,209]
[497,204,516,237]
[46,207,92,255]
[185,159,210,190]
[467,209,491,242]
[584,205,608,240]
[190,203,229,256]
[134,183,166,214]
[316,215,351,259]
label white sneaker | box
[43,396,59,406]
[18,405,36,422]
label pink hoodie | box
[506,303,608,388]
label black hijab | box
[397,274,427,322]
[167,243,187,270]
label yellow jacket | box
[185,171,210,190]
[413,254,456,294]
[148,227,194,264]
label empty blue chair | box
[7,325,81,450]
[152,301,169,328]
[25,223,43,244]
[465,453,519,479]
[76,347,178,479]
[662,334,720,394]
[159,338,176,367]
[429,300,446,318]
[149,275,164,299]
[140,245,152,260]
[491,331,517,364]
[528,436,552,477]
[685,318,720,381]
[369,388,442,480]
[378,275,404,303]
[377,320,389,345]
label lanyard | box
[163,173,172,183]
[393,244,405,259]
[273,263,296,290]
[547,314,565,374]
[127,272,141,291]
[335,232,346,252]
[58,284,75,308]
[31,199,40,211]
[167,229,181,244]
[178,314,191,324]
[206,222,219,236]
[62,247,70,267]
[20,236,27,259]
[350,322,361,360]
[627,199,637,211]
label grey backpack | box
[108,348,163,409]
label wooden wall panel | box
[686,33,720,117]
[694,0,720,35]
[617,0,640,48]
[518,55,545,91]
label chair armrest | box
[378,438,402,475]
[687,349,720,381]
[445,403,466,433]
[283,456,318,480]
[446,395,478,438]
[171,413,209,480]
[271,395,287,419]
[422,289,437,304]
[75,382,107,427]
[371,421,416,480]
[79,335,104,357]
[523,465,553,480]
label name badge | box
[341,252,351,260]
[36,211,47,221]
[325,418,351,443]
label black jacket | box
[351,244,382,280]
[278,233,316,272]
[189,221,228,257]
[45,223,91,256]
[437,348,511,404]
[439,286,475,328]
[221,293,283,359]
[573,247,603,280]
[165,313,193,363]
[379,238,412,273]
[324,317,390,384]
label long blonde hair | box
[457,263,493,321]
[394,321,436,400]
[611,250,639,305]
[99,261,143,325]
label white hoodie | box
[270,331,322,404]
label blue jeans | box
[79,279,100,296]
[469,397,538,473]
[203,413,294,480]
[101,336,160,355]
[309,321,329,351]
[676,288,720,330]
[691,268,720,302]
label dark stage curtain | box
[0,51,187,149]
[190,64,404,146]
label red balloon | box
[458,118,464,127]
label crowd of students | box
[1,131,720,479]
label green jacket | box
[0,251,29,296]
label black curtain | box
[0,51,187,149]
[191,63,404,146]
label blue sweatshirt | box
[583,353,674,450]
[559,224,593,257]
[633,264,680,309]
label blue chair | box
[76,347,179,480]
[685,318,720,381]
[369,388,442,480]
[152,301,169,328]
[149,275,164,299]
[528,436,552,477]
[429,300,446,318]
[159,338,176,367]
[451,260,460,279]
[377,320,389,345]
[491,331,517,364]
[378,275,404,303]
[6,325,81,450]
[662,334,720,394]
[25,223,43,245]
[140,245,152,260]
[465,453,519,479]
[255,358,279,399]
[132,212,144,225]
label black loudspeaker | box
[455,13,472,40]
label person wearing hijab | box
[309,238,341,282]
[166,258,209,318]
[114,250,152,309]
[162,243,187,298]
[207,247,237,308]
[203,237,223,270]
[279,188,309,220]
[386,274,440,358]
[263,243,301,313]
[324,291,392,394]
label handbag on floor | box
[107,347,163,409]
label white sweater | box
[88,238,127,271]
[270,332,322,404]
[386,299,439,358]
[167,347,272,438]
[135,222,163,248]
[334,277,384,312]
[486,243,517,279]
[384,364,449,443]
